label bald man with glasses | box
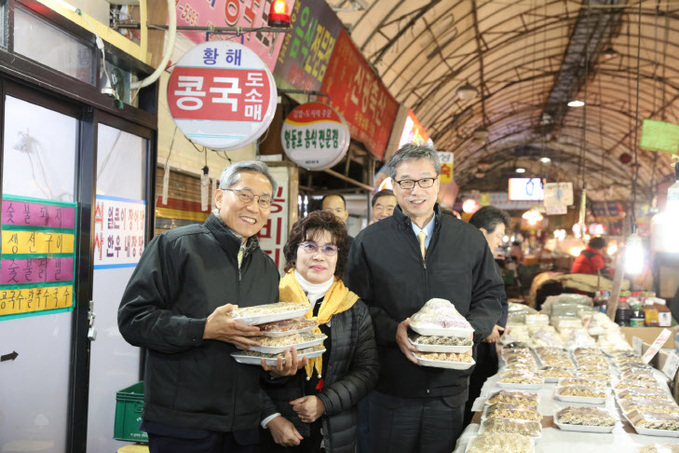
[346,144,503,453]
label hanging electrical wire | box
[630,0,643,232]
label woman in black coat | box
[260,211,378,453]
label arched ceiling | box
[329,0,679,203]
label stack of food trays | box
[408,298,475,369]
[228,302,326,366]
[614,370,679,437]
[497,344,543,389]
[466,432,534,453]
[554,406,617,433]
[476,396,541,451]
[534,347,575,382]
[572,347,610,379]
[554,376,609,404]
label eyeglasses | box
[394,177,437,190]
[298,241,339,256]
[224,188,272,209]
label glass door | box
[86,122,148,452]
[0,95,78,452]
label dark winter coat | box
[118,213,279,433]
[345,204,504,403]
[262,300,378,453]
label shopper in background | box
[510,240,524,264]
[261,210,378,453]
[571,236,612,277]
[322,193,353,248]
[464,206,511,426]
[345,144,504,453]
[118,161,303,453]
[370,189,397,224]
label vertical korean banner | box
[93,196,146,269]
[0,195,77,320]
[321,29,399,160]
[258,166,290,275]
[273,0,342,92]
[175,0,294,72]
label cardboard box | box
[621,326,675,349]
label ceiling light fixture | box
[515,167,526,174]
[539,157,551,164]
[456,82,478,101]
[568,100,585,107]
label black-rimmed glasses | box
[394,177,437,190]
[224,188,272,209]
[298,241,339,256]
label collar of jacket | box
[204,213,260,258]
[392,203,442,235]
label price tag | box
[641,329,672,364]
[662,352,679,379]
[633,337,643,356]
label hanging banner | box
[281,102,350,170]
[0,195,77,320]
[93,196,146,269]
[175,0,294,72]
[544,182,573,215]
[167,41,277,150]
[321,29,399,160]
[273,0,342,92]
[438,152,454,184]
[258,166,290,274]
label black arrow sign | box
[1,351,18,362]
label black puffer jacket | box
[345,204,504,403]
[118,214,279,432]
[262,300,378,453]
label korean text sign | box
[0,195,77,320]
[258,166,289,274]
[167,41,277,150]
[274,0,342,92]
[281,102,350,170]
[93,195,146,269]
[321,29,399,160]
[175,0,293,72]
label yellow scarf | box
[279,270,359,379]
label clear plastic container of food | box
[485,402,542,421]
[486,390,540,407]
[466,432,534,453]
[481,418,542,438]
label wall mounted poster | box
[0,195,77,320]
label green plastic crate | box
[114,381,148,442]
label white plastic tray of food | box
[243,334,327,354]
[464,434,535,453]
[554,419,616,433]
[629,425,679,438]
[231,347,325,366]
[409,338,472,353]
[478,419,542,439]
[259,324,316,337]
[554,393,607,405]
[416,356,475,370]
[409,324,474,338]
[496,382,544,391]
[232,307,309,326]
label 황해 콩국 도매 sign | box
[281,102,350,171]
[167,41,277,150]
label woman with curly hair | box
[260,210,378,453]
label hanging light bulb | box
[624,232,645,274]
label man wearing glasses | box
[118,161,301,453]
[346,144,503,453]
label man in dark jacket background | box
[345,144,504,453]
[118,161,300,453]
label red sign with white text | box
[321,29,399,160]
[168,67,272,122]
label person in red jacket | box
[571,236,612,277]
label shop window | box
[13,7,94,84]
